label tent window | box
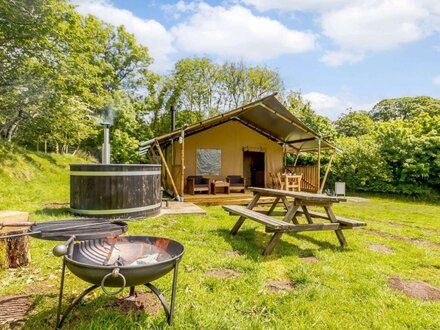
[196,148,221,175]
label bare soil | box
[299,256,320,262]
[364,228,440,248]
[266,280,294,293]
[224,250,241,257]
[0,294,33,327]
[106,292,161,316]
[42,202,69,209]
[345,197,369,202]
[368,244,394,254]
[205,268,241,279]
[388,276,440,301]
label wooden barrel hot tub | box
[70,164,161,219]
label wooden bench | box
[295,209,366,228]
[253,208,366,228]
[223,205,341,255]
[223,205,295,231]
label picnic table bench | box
[222,187,366,255]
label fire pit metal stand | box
[53,235,184,329]
[55,257,181,329]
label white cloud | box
[72,0,175,72]
[303,91,374,119]
[171,3,316,61]
[241,0,350,12]
[433,76,440,85]
[321,1,428,50]
[320,51,364,66]
[161,1,198,19]
[243,0,440,66]
[320,0,440,66]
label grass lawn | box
[0,151,439,329]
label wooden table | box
[223,187,366,255]
[211,181,230,195]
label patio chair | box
[226,175,246,193]
[276,173,286,190]
[186,176,210,195]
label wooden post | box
[180,129,185,197]
[319,150,335,193]
[283,144,287,167]
[155,141,180,199]
[316,139,321,193]
[0,211,31,269]
[293,152,300,166]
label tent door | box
[243,151,265,188]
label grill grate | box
[29,219,128,241]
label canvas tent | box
[140,93,337,199]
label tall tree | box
[369,96,440,121]
[335,111,374,137]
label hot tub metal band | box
[70,203,162,216]
[70,170,161,176]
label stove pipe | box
[102,125,110,164]
[170,105,176,131]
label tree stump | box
[0,211,31,269]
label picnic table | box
[222,187,366,255]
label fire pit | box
[54,235,184,329]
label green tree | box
[335,111,374,137]
[331,136,394,192]
[284,91,337,139]
[369,96,440,121]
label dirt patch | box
[224,250,241,257]
[42,202,69,209]
[345,197,369,202]
[299,256,320,262]
[388,276,440,301]
[364,228,440,248]
[368,244,394,254]
[369,219,440,234]
[105,292,161,316]
[266,280,294,293]
[0,295,33,327]
[205,268,241,279]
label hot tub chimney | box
[170,105,176,131]
[101,106,112,164]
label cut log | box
[0,211,31,269]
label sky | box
[71,0,440,120]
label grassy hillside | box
[0,144,439,329]
[0,143,93,219]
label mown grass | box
[0,148,439,329]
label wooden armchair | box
[276,173,286,190]
[285,174,302,191]
[226,175,246,193]
[186,176,210,195]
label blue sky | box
[72,0,440,119]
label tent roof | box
[141,93,336,153]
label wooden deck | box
[183,190,279,206]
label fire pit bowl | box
[65,235,184,287]
[54,235,184,329]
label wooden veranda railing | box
[286,165,319,192]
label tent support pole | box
[317,139,321,193]
[155,141,180,199]
[180,129,185,198]
[319,149,335,193]
[293,152,300,166]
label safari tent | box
[139,94,337,199]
